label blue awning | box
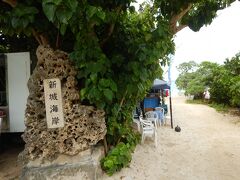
[152,79,170,90]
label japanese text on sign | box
[44,78,64,128]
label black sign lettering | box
[49,93,58,100]
[49,80,57,88]
[50,105,58,113]
[52,117,59,125]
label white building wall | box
[6,52,30,132]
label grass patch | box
[208,103,230,113]
[186,99,230,113]
[186,99,205,104]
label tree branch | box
[175,24,188,33]
[170,3,192,34]
[55,30,60,49]
[32,29,49,46]
[2,0,17,7]
[100,23,115,47]
[116,89,128,116]
[39,34,49,46]
[2,0,49,46]
[32,29,42,45]
[100,6,122,47]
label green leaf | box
[27,15,35,23]
[87,62,103,73]
[89,88,101,100]
[42,3,57,22]
[56,9,73,24]
[23,7,39,15]
[86,5,97,19]
[96,9,105,21]
[104,159,114,168]
[21,18,29,28]
[13,6,38,17]
[110,82,117,92]
[104,89,114,101]
[129,6,135,13]
[11,17,20,28]
[99,79,109,88]
[53,0,62,5]
[145,33,152,41]
[65,0,78,11]
[60,23,67,35]
[90,74,98,83]
[80,88,87,99]
[43,0,62,5]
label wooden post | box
[169,87,173,129]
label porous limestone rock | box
[19,46,106,164]
[20,146,105,180]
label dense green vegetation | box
[176,53,240,107]
[0,0,235,175]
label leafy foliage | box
[0,0,235,174]
[177,61,198,74]
[209,66,232,104]
[211,54,240,106]
[176,61,218,98]
[154,0,234,32]
[229,76,240,106]
[225,53,240,106]
[101,142,136,175]
[176,54,240,106]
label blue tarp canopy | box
[152,79,170,90]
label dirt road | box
[101,96,240,180]
[1,96,240,180]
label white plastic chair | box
[145,111,159,128]
[132,118,141,132]
[139,116,157,147]
[132,110,141,132]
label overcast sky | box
[133,1,240,81]
[171,0,240,80]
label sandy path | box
[0,146,22,180]
[1,96,240,180]
[101,96,240,180]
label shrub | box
[101,142,134,175]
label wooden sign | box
[43,78,64,128]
